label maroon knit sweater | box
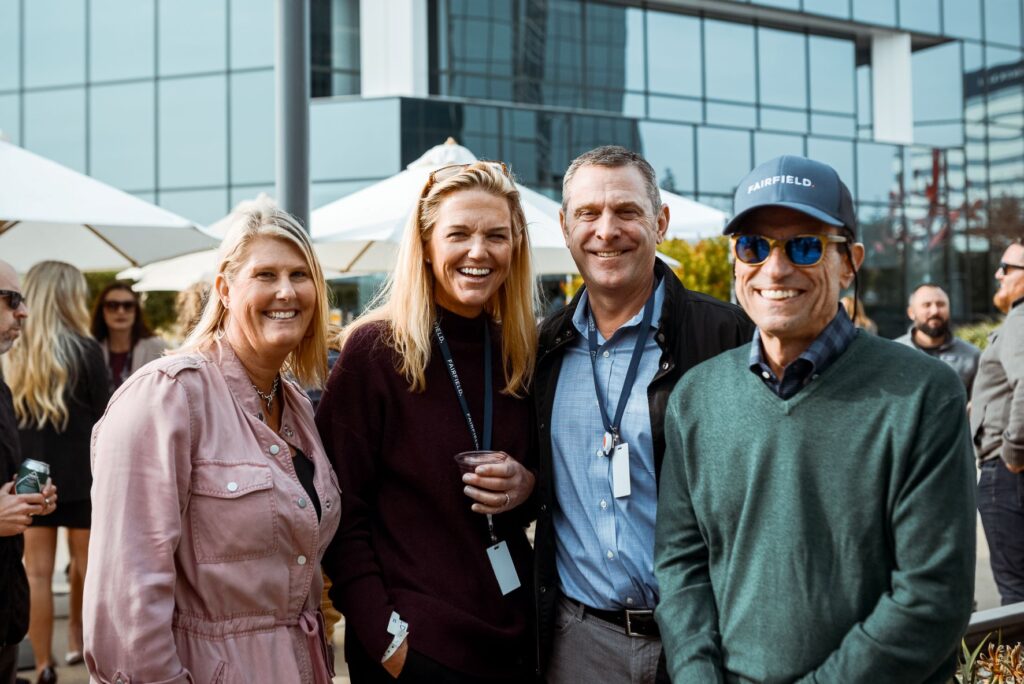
[316,309,535,678]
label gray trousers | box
[0,644,17,684]
[546,596,667,684]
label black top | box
[16,336,110,503]
[0,378,28,646]
[292,448,321,520]
[317,308,535,678]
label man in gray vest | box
[896,283,981,394]
[973,238,1024,605]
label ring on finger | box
[503,493,511,507]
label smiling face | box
[735,207,863,361]
[102,287,138,334]
[217,236,317,364]
[425,188,514,318]
[907,285,950,339]
[0,261,27,356]
[561,164,668,302]
[995,243,1024,314]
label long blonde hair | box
[3,261,92,431]
[343,162,538,396]
[176,195,330,388]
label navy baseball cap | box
[723,155,857,238]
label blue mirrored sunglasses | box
[732,234,849,267]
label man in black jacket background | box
[0,258,55,684]
[532,147,753,683]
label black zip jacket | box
[531,259,754,673]
[0,379,28,647]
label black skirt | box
[30,498,91,529]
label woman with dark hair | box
[90,282,168,392]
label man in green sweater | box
[654,155,976,683]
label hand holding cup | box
[456,450,536,514]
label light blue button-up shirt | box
[550,280,665,611]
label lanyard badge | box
[586,286,657,499]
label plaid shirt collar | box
[748,306,857,400]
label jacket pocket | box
[189,461,279,563]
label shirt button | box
[812,374,820,380]
[325,499,332,509]
[269,444,280,455]
[602,350,610,358]
[626,597,634,606]
[596,449,604,457]
[606,550,614,560]
[761,371,771,379]
[297,497,307,508]
[226,482,238,492]
[600,500,608,510]
[297,555,307,565]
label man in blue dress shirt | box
[531,146,752,683]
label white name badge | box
[612,442,631,498]
[486,541,521,595]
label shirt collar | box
[748,306,857,382]
[571,275,666,342]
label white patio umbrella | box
[661,190,727,242]
[311,138,580,275]
[0,140,217,272]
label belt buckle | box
[624,609,653,637]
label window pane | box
[857,64,872,137]
[804,0,850,18]
[985,47,1024,128]
[806,137,854,195]
[639,121,695,193]
[899,0,941,33]
[230,70,274,185]
[913,43,963,145]
[582,4,644,111]
[91,0,154,82]
[90,82,155,190]
[0,0,19,91]
[312,99,400,182]
[942,0,981,40]
[809,36,855,114]
[158,189,228,226]
[754,132,804,164]
[963,41,985,123]
[158,76,227,188]
[230,186,275,208]
[857,141,901,204]
[23,88,86,172]
[707,102,757,127]
[24,0,85,88]
[758,28,807,108]
[985,0,1022,46]
[705,20,755,104]
[756,0,800,8]
[311,180,374,212]
[0,94,19,144]
[230,0,273,69]
[542,0,584,108]
[159,0,227,76]
[761,107,809,134]
[647,11,701,98]
[648,96,702,124]
[853,0,896,25]
[697,127,751,195]
[811,113,856,137]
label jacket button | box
[269,444,280,455]
[539,423,545,431]
[539,585,547,594]
[297,555,307,565]
[226,482,238,492]
[540,504,547,513]
[661,362,669,370]
[297,497,307,508]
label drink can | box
[15,458,49,494]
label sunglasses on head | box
[421,161,510,198]
[732,233,849,267]
[0,290,23,310]
[103,300,136,313]
[998,261,1024,275]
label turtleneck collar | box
[436,305,489,338]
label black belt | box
[570,598,660,638]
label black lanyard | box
[586,286,657,447]
[433,319,492,451]
[434,317,498,543]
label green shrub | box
[956,319,1002,351]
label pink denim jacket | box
[84,343,341,684]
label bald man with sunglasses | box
[654,156,976,683]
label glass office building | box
[1,0,1021,332]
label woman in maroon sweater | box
[316,161,539,683]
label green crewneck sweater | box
[654,332,976,684]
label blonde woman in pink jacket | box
[84,196,341,684]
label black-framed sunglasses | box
[0,290,23,310]
[421,160,510,198]
[103,300,136,313]
[998,261,1024,275]
[732,234,849,267]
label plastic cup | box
[454,450,508,475]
